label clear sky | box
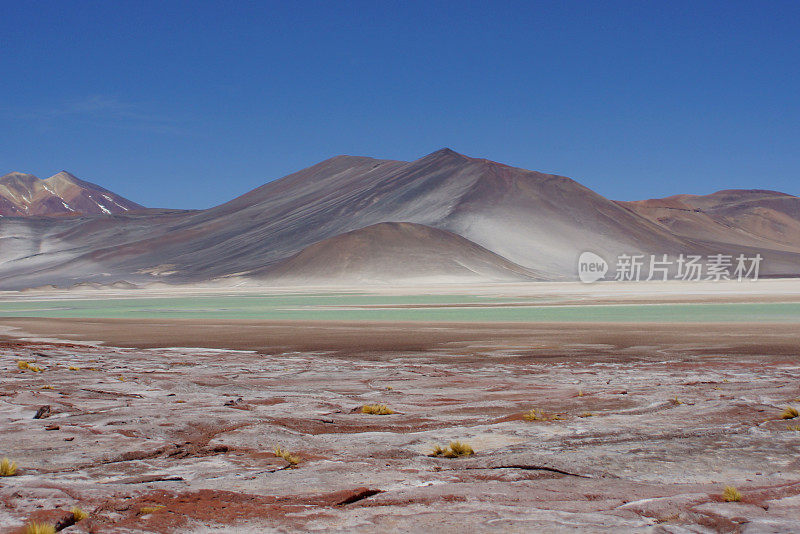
[2,1,798,208]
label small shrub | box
[781,406,799,420]
[447,441,474,457]
[17,360,30,370]
[671,396,683,406]
[68,366,80,371]
[523,408,560,421]
[71,506,88,521]
[25,523,55,534]
[430,441,474,458]
[578,412,593,418]
[722,486,742,502]
[0,457,17,476]
[788,425,800,431]
[361,404,395,415]
[139,505,165,515]
[273,446,300,466]
[40,385,54,390]
[523,408,545,421]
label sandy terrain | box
[1,304,800,532]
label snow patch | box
[103,194,129,211]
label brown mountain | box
[618,190,800,253]
[259,222,544,283]
[0,171,143,217]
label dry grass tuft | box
[17,361,42,372]
[71,506,88,521]
[430,441,474,458]
[273,446,300,466]
[781,406,799,420]
[447,441,474,457]
[722,486,742,502]
[361,404,395,415]
[788,425,800,431]
[578,412,593,418]
[40,385,54,390]
[24,523,55,534]
[523,408,560,421]
[68,366,80,371]
[523,408,546,421]
[0,457,17,476]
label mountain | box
[258,222,543,283]
[0,171,143,217]
[124,147,691,280]
[0,150,799,289]
[618,190,800,253]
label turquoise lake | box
[0,294,799,322]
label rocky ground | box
[1,322,799,533]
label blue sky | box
[2,1,798,208]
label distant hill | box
[618,190,800,253]
[0,171,143,217]
[258,221,544,283]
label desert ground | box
[1,281,800,533]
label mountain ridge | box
[619,189,800,253]
[0,171,144,217]
[1,149,799,289]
